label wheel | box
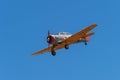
[65,45,69,49]
[51,50,56,56]
[85,42,87,45]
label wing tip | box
[31,53,36,56]
[92,24,98,27]
[31,52,39,56]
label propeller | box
[47,30,54,46]
[48,30,50,36]
[47,30,50,47]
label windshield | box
[58,32,71,35]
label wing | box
[61,24,97,45]
[32,24,97,56]
[32,46,52,55]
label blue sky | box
[0,0,120,80]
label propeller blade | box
[48,30,50,36]
[47,30,50,47]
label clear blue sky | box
[0,0,120,80]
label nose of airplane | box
[47,30,55,44]
[47,35,55,44]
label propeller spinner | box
[46,30,55,45]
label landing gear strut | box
[84,38,87,45]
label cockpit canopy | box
[57,32,72,35]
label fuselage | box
[47,32,90,45]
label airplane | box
[32,24,97,56]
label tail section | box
[85,32,94,42]
[86,32,94,37]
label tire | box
[85,42,87,45]
[51,50,56,56]
[65,45,69,49]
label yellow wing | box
[61,24,97,45]
[32,46,52,55]
[32,24,97,56]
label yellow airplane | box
[32,24,97,56]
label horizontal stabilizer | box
[86,32,94,37]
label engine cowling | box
[47,35,55,44]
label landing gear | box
[65,45,69,49]
[84,38,87,45]
[51,45,56,56]
[51,50,56,56]
[85,42,87,45]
